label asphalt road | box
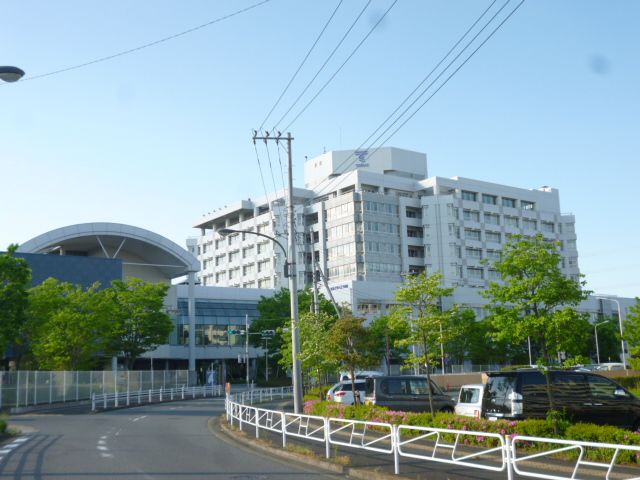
[2,398,345,479]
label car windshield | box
[459,388,480,403]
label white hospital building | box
[191,147,586,320]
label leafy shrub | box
[614,375,640,390]
[0,418,5,434]
[565,423,640,463]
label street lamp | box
[595,296,626,370]
[0,66,25,83]
[593,321,607,365]
[218,227,303,412]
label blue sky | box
[1,0,638,298]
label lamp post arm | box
[218,228,287,259]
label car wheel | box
[440,407,454,414]
[633,419,640,432]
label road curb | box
[216,416,402,480]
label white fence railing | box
[93,384,223,411]
[1,370,190,409]
[226,388,640,479]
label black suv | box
[364,375,455,413]
[483,369,640,429]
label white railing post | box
[148,389,152,403]
[91,393,95,411]
[126,371,130,406]
[103,392,107,409]
[324,417,330,459]
[49,371,53,404]
[239,405,243,432]
[256,410,260,439]
[506,434,513,480]
[25,371,30,406]
[181,386,185,399]
[281,411,287,448]
[393,424,400,475]
[171,388,174,401]
[160,387,163,402]
[33,371,38,405]
[138,390,141,404]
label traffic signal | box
[261,329,275,338]
[229,329,245,335]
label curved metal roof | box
[18,222,199,278]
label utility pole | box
[245,313,250,387]
[252,131,302,413]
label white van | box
[455,384,484,418]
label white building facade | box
[192,147,594,321]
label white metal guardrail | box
[226,387,640,479]
[510,435,640,480]
[1,369,190,409]
[93,384,222,411]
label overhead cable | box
[270,0,372,131]
[282,0,398,132]
[313,0,524,199]
[259,0,344,131]
[18,0,273,83]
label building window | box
[406,226,423,238]
[521,200,535,210]
[463,209,480,222]
[502,197,516,208]
[215,272,225,282]
[228,250,239,263]
[215,254,225,266]
[243,264,255,276]
[486,249,500,260]
[465,229,481,241]
[467,267,484,280]
[461,190,477,202]
[484,213,500,225]
[257,259,270,272]
[449,224,461,239]
[523,219,537,230]
[488,269,501,281]
[466,247,482,259]
[258,278,271,288]
[541,221,555,233]
[482,194,497,205]
[486,231,501,243]
[242,246,254,258]
[408,246,425,258]
[504,216,519,227]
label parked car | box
[595,362,626,371]
[482,369,640,429]
[338,370,384,382]
[327,381,367,405]
[363,375,455,413]
[455,384,484,418]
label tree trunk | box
[423,341,435,416]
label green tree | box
[0,245,32,358]
[279,312,338,382]
[251,288,337,378]
[27,279,113,370]
[623,299,640,367]
[481,234,590,424]
[328,314,378,404]
[106,278,173,369]
[391,272,459,415]
[368,315,410,374]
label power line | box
[253,138,277,228]
[373,0,525,150]
[18,0,273,83]
[282,0,398,132]
[259,0,344,131]
[271,0,372,131]
[313,0,523,199]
